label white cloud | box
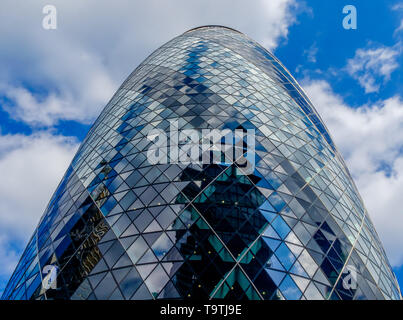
[0,133,78,239]
[393,2,403,34]
[392,3,403,11]
[1,86,83,127]
[0,132,78,293]
[395,20,403,34]
[302,79,403,266]
[0,233,20,296]
[0,236,20,281]
[346,44,401,93]
[0,0,300,127]
[304,42,318,63]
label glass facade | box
[2,26,401,300]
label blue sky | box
[1,0,403,297]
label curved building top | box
[181,25,336,152]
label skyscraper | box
[2,26,400,300]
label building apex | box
[184,25,242,34]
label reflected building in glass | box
[2,26,401,300]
